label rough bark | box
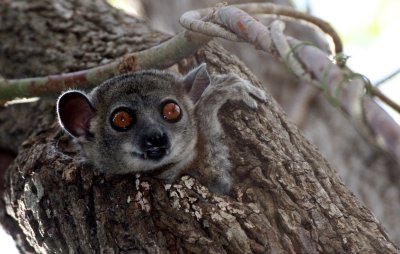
[141,0,400,245]
[0,0,399,253]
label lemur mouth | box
[142,147,169,161]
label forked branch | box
[0,3,340,100]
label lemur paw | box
[245,80,267,103]
[240,79,267,109]
[207,73,267,110]
[222,74,266,109]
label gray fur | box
[57,65,266,194]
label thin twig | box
[374,67,400,87]
[370,86,400,114]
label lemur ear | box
[57,90,96,139]
[183,63,211,103]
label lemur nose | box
[143,130,168,148]
[141,129,169,161]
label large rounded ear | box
[183,63,211,103]
[57,90,96,139]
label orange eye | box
[162,102,181,122]
[111,110,133,130]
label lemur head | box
[57,64,210,176]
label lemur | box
[57,64,266,194]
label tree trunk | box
[0,0,398,253]
[141,0,400,246]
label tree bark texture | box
[0,0,399,253]
[141,0,400,245]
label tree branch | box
[0,31,211,99]
[179,4,400,165]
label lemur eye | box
[162,101,182,122]
[111,110,133,130]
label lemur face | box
[57,68,208,176]
[93,73,197,174]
